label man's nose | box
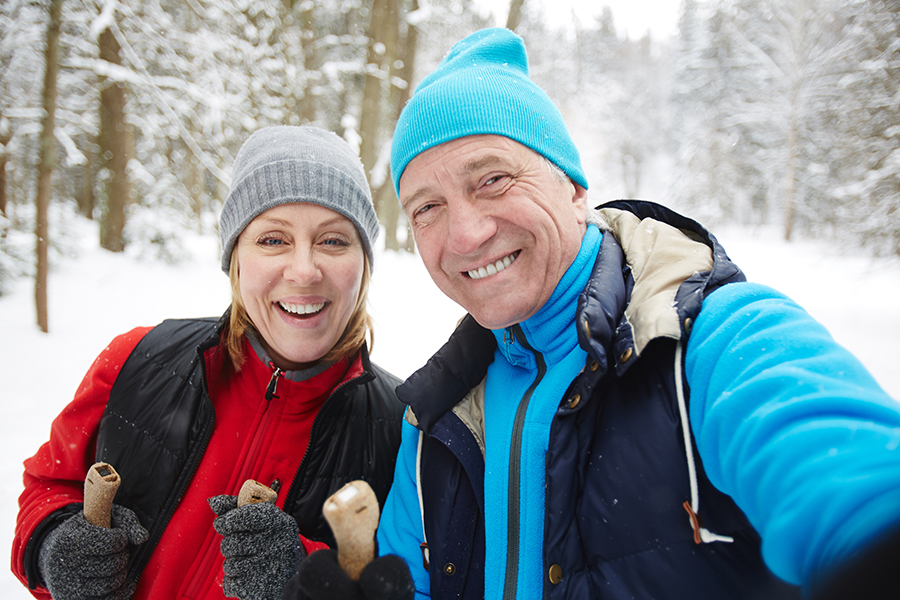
[446,200,497,255]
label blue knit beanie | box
[390,27,587,194]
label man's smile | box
[466,250,521,280]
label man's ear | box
[571,183,589,225]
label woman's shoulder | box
[367,360,403,387]
[130,316,224,353]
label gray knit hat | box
[219,126,379,273]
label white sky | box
[472,0,681,39]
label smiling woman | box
[231,203,366,371]
[11,126,409,600]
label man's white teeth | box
[467,251,519,280]
[279,301,325,315]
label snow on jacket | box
[377,200,900,599]
[12,312,405,599]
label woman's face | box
[235,203,365,371]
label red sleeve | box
[300,536,331,556]
[10,327,152,597]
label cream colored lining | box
[452,378,487,457]
[597,208,714,356]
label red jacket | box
[11,326,364,599]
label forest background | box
[1,0,899,331]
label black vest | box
[94,315,404,589]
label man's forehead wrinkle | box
[459,155,504,177]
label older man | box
[286,27,900,600]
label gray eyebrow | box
[459,155,503,176]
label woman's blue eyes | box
[259,236,285,246]
[257,236,348,247]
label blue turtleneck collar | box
[492,225,602,367]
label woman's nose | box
[283,248,322,284]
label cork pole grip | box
[237,479,278,507]
[322,480,379,581]
[83,462,121,529]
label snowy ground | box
[1,216,898,597]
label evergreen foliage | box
[0,0,897,305]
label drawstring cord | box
[675,341,734,545]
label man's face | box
[399,135,588,330]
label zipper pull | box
[265,363,284,401]
[501,326,519,363]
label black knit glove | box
[210,495,304,600]
[37,504,149,600]
[281,549,414,600]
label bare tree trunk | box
[185,144,203,225]
[98,24,130,252]
[35,0,63,333]
[358,0,392,183]
[77,134,95,219]
[0,117,11,218]
[377,0,418,253]
[299,0,317,124]
[506,0,526,31]
[783,121,797,241]
[782,0,804,242]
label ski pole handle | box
[323,480,379,580]
[237,479,278,507]
[83,462,121,528]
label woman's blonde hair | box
[223,248,373,370]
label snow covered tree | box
[667,0,890,245]
[668,2,771,224]
[35,0,64,332]
[96,7,129,252]
[817,0,900,255]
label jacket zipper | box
[181,360,284,599]
[242,363,282,480]
[502,324,546,600]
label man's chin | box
[467,306,532,331]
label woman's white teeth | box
[279,301,325,315]
[468,251,518,280]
